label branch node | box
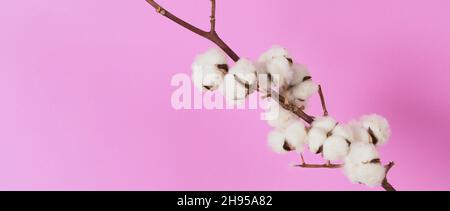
[156,6,166,15]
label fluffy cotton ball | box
[312,116,337,132]
[285,121,307,153]
[254,62,273,94]
[284,90,309,109]
[288,63,317,102]
[265,100,297,129]
[332,124,355,143]
[307,127,327,154]
[191,48,228,91]
[346,142,379,164]
[268,130,288,154]
[192,65,225,91]
[344,163,386,187]
[291,80,318,102]
[323,135,350,161]
[360,114,391,146]
[229,58,257,86]
[348,120,371,144]
[258,46,293,88]
[258,45,291,63]
[290,63,311,87]
[266,57,293,87]
[221,74,250,105]
[198,48,228,65]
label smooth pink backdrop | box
[1,0,450,190]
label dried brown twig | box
[144,0,395,191]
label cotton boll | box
[229,58,257,86]
[267,108,296,129]
[312,116,337,132]
[323,135,350,161]
[254,62,272,94]
[290,64,311,86]
[360,114,391,146]
[285,121,307,153]
[191,48,228,91]
[332,124,355,143]
[192,64,225,91]
[348,120,371,143]
[284,90,309,109]
[346,142,379,164]
[265,100,297,129]
[291,80,318,101]
[221,74,250,105]
[266,57,293,87]
[258,46,293,88]
[268,130,288,154]
[345,163,386,187]
[198,48,228,65]
[307,127,327,154]
[258,46,291,63]
[343,161,359,183]
[284,64,313,105]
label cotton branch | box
[144,0,395,191]
[145,0,239,62]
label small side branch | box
[145,0,208,38]
[382,162,396,191]
[294,163,343,169]
[294,161,396,191]
[318,85,328,116]
[210,0,216,32]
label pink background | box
[1,0,450,191]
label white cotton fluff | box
[344,163,386,187]
[268,130,288,154]
[290,64,311,86]
[229,58,257,86]
[254,62,272,94]
[284,90,309,109]
[266,57,293,87]
[291,80,319,101]
[332,124,355,143]
[360,114,391,146]
[258,46,293,88]
[191,48,228,91]
[307,127,327,154]
[348,120,371,144]
[346,142,379,164]
[323,135,350,161]
[221,74,250,105]
[312,116,337,132]
[284,121,307,153]
[192,65,225,91]
[265,100,297,129]
[197,48,228,65]
[258,45,291,63]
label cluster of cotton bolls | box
[266,113,391,187]
[257,46,319,108]
[191,46,392,188]
[306,114,391,187]
[191,48,257,105]
[191,46,319,106]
